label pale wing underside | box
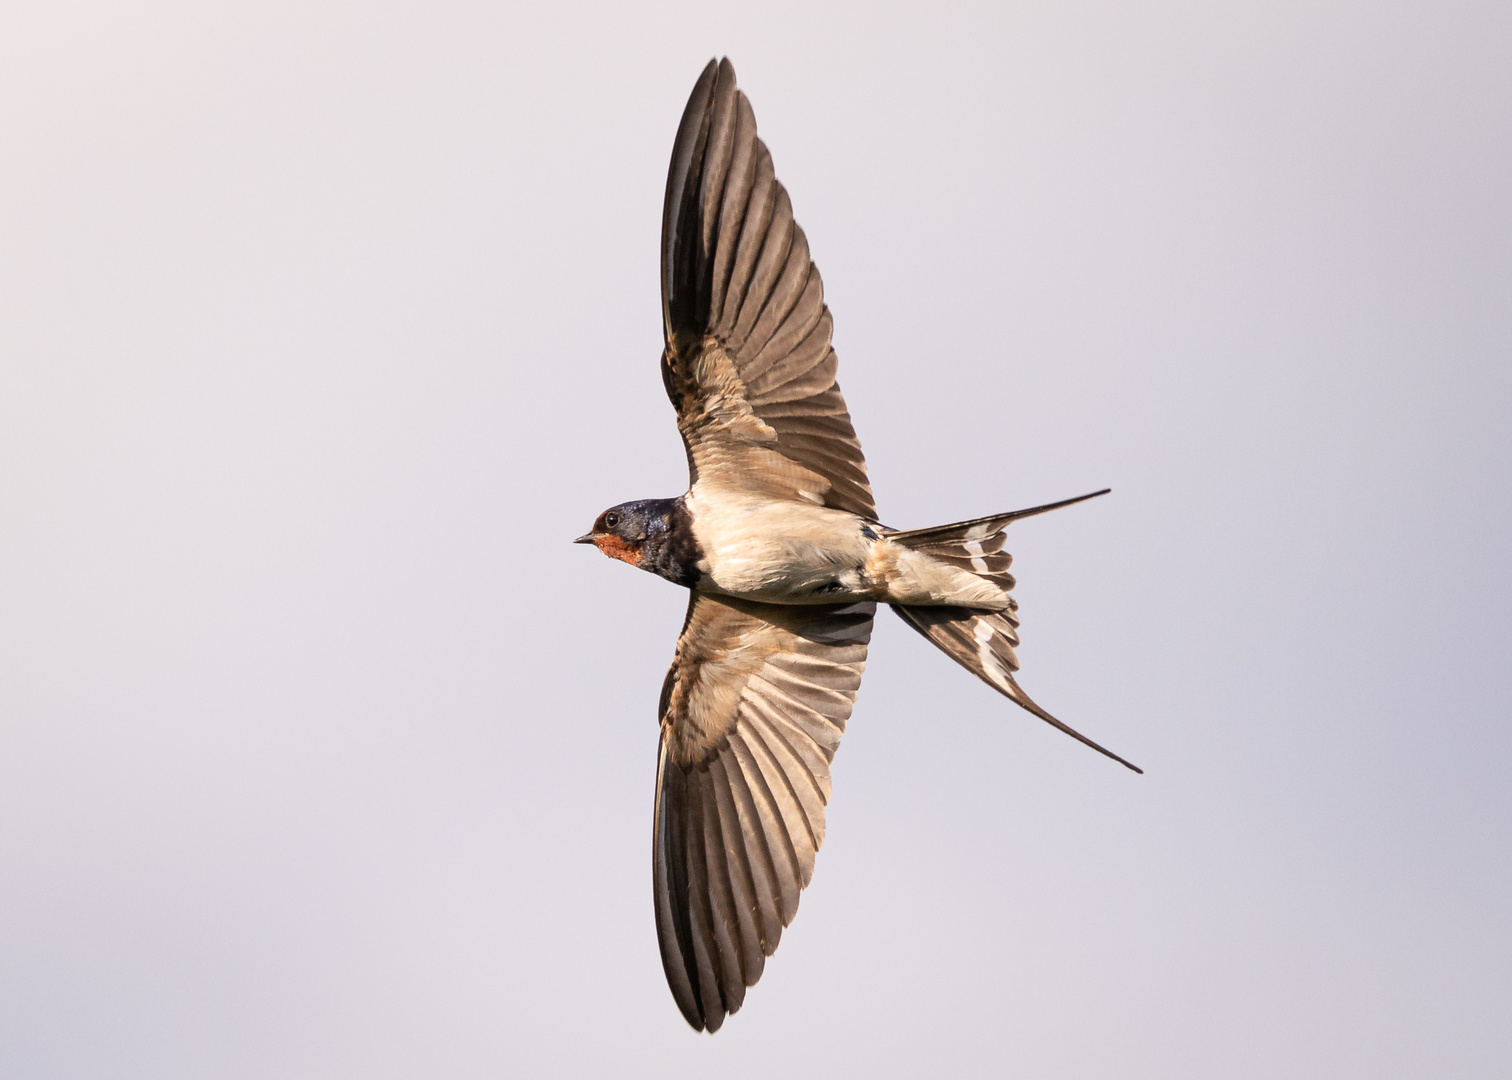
[654,594,874,1031]
[661,58,875,519]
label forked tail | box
[887,489,1142,774]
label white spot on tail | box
[972,618,1014,692]
[964,539,988,573]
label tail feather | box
[892,605,1140,773]
[888,488,1140,774]
[888,488,1111,546]
[892,529,1017,592]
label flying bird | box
[576,58,1139,1033]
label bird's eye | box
[604,512,620,528]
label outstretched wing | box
[654,593,874,1031]
[660,58,875,520]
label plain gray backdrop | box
[2,1,1508,1076]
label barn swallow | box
[576,58,1139,1033]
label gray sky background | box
[2,2,1509,1076]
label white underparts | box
[684,487,1010,609]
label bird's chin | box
[593,535,643,567]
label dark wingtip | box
[662,59,723,339]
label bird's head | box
[573,500,667,567]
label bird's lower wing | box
[654,593,874,1031]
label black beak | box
[573,532,597,545]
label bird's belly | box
[685,494,873,604]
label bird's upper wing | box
[653,592,874,1031]
[660,58,875,520]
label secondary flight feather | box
[575,58,1139,1033]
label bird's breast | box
[683,490,874,604]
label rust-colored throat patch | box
[593,534,643,567]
